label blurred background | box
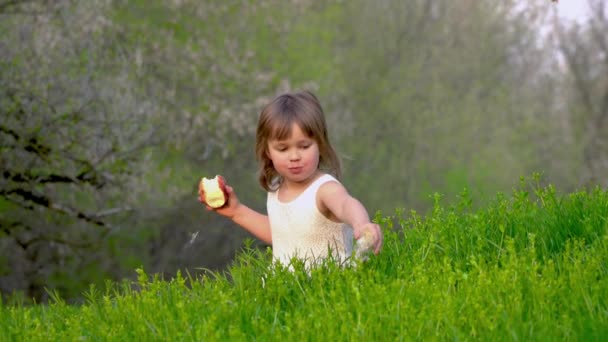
[1,0,606,303]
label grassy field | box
[2,181,607,341]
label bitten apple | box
[199,175,228,208]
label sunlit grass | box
[2,180,608,340]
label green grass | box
[2,182,608,340]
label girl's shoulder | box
[309,173,343,193]
[315,174,349,203]
[270,173,339,203]
[317,174,346,194]
[273,172,338,193]
[315,172,339,184]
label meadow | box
[2,180,607,341]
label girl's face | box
[267,123,320,187]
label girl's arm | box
[317,181,383,254]
[230,201,272,244]
[200,184,272,244]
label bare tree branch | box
[3,170,75,184]
[0,0,58,15]
[1,188,113,228]
[0,0,27,13]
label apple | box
[199,175,228,208]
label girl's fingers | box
[373,225,383,254]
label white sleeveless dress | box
[267,174,354,267]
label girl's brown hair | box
[255,91,341,191]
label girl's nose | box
[289,150,300,161]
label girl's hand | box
[199,183,241,219]
[353,222,383,255]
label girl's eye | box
[300,144,311,149]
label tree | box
[553,0,608,187]
[0,0,317,301]
[312,0,592,213]
[0,0,157,301]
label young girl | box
[199,90,382,267]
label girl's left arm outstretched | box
[317,182,383,254]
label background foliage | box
[1,0,607,302]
